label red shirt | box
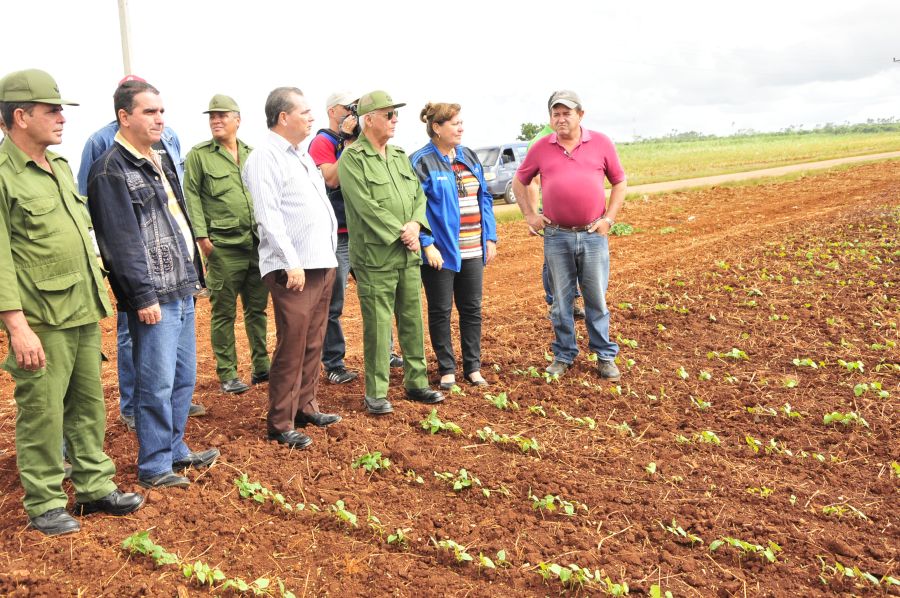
[516,128,625,227]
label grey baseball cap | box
[548,90,582,111]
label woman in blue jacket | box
[410,103,498,389]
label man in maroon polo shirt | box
[513,90,627,380]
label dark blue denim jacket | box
[87,142,204,310]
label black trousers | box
[421,257,484,377]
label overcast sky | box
[4,0,899,174]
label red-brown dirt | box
[1,161,898,597]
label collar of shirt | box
[0,137,65,174]
[266,129,308,155]
[114,131,157,162]
[549,127,593,149]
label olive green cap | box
[0,69,78,105]
[357,90,405,116]
[203,94,240,113]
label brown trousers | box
[263,268,335,434]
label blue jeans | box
[542,260,582,305]
[116,311,136,417]
[544,228,618,363]
[127,297,195,478]
[322,233,350,371]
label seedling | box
[892,461,900,479]
[617,302,633,310]
[367,514,386,538]
[528,404,547,417]
[420,409,463,435]
[616,335,638,349]
[698,370,712,381]
[477,553,496,569]
[818,557,900,589]
[434,468,481,492]
[352,451,391,473]
[122,531,296,597]
[609,222,633,236]
[854,381,889,398]
[449,384,465,396]
[536,562,597,591]
[781,403,802,418]
[746,486,774,499]
[650,585,674,598]
[387,528,411,548]
[676,366,689,380]
[708,348,749,360]
[552,406,596,428]
[610,421,635,437]
[529,492,587,516]
[783,377,799,388]
[542,371,560,384]
[837,359,864,373]
[404,469,424,484]
[690,396,712,410]
[746,404,777,417]
[433,538,474,564]
[513,365,542,378]
[484,392,518,411]
[476,426,539,454]
[661,518,703,545]
[645,462,657,475]
[234,474,314,512]
[695,430,721,445]
[709,536,782,563]
[822,503,869,520]
[329,499,358,528]
[823,411,869,428]
[792,357,818,369]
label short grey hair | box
[265,87,303,129]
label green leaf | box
[709,539,724,552]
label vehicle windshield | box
[476,148,499,167]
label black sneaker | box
[325,366,358,384]
[389,353,404,368]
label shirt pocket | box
[26,269,87,326]
[209,216,245,247]
[362,162,392,203]
[204,170,232,197]
[18,196,62,240]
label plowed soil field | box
[1,161,898,597]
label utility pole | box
[118,0,133,75]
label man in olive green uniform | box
[337,90,444,415]
[0,69,143,536]
[184,94,269,394]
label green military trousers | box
[354,265,428,399]
[205,246,271,382]
[4,323,117,518]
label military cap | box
[0,69,78,105]
[357,90,405,116]
[203,94,240,113]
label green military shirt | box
[183,138,256,249]
[337,134,429,271]
[0,138,112,332]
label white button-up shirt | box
[243,130,337,278]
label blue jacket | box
[409,141,497,272]
[86,141,203,310]
[77,121,183,195]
